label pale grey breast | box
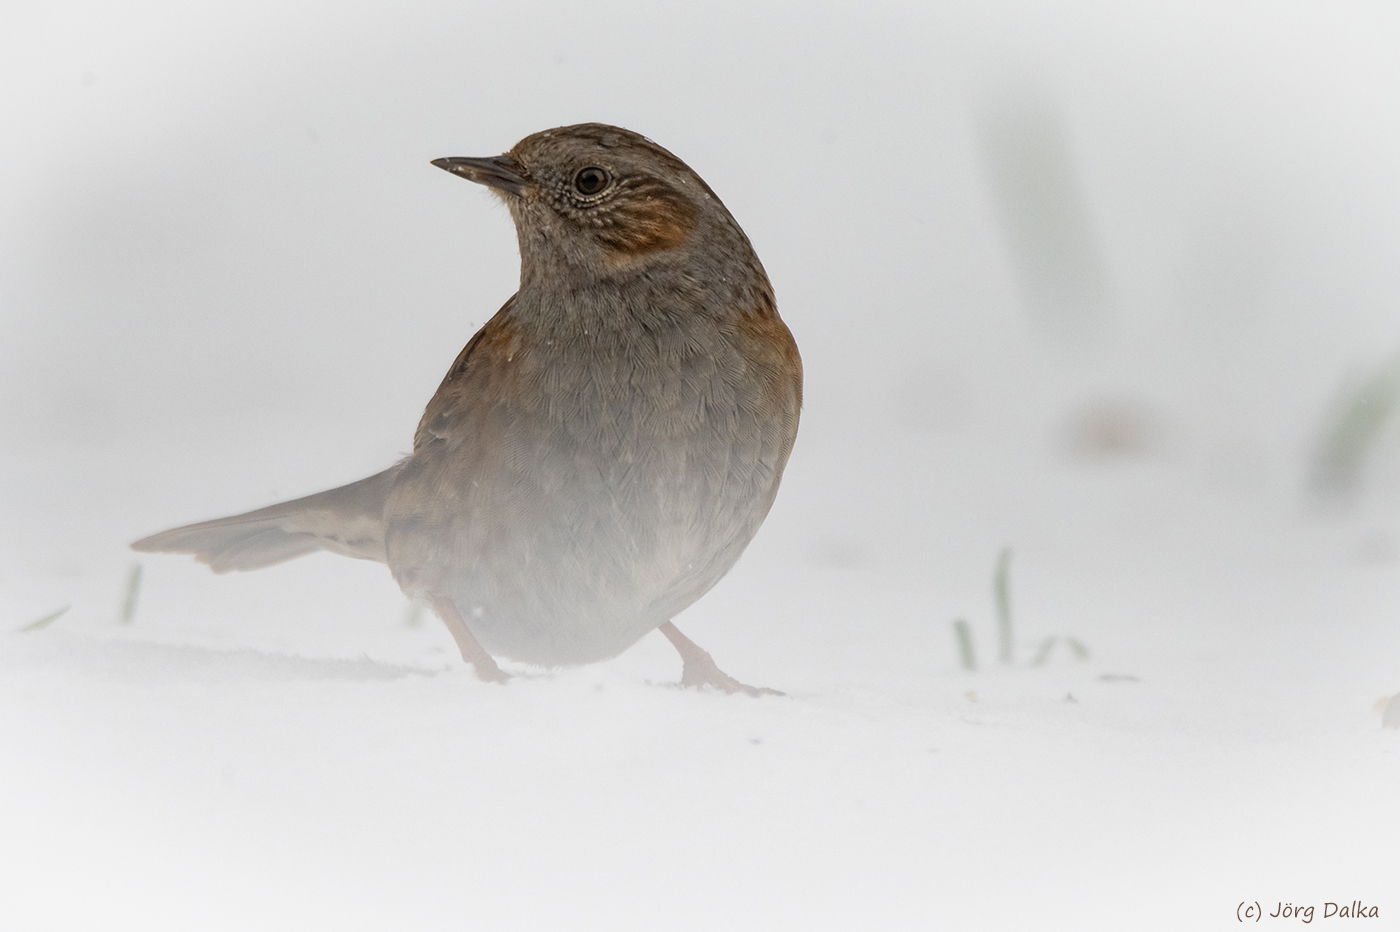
[384,287,798,666]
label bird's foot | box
[430,594,510,685]
[679,651,783,697]
[469,657,511,684]
[659,621,783,697]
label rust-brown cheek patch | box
[596,189,698,259]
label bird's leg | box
[429,594,509,683]
[658,621,783,697]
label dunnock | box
[133,123,802,694]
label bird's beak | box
[431,155,528,196]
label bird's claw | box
[679,652,783,697]
[471,662,511,684]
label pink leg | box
[658,621,782,697]
[429,595,509,684]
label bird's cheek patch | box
[597,192,698,261]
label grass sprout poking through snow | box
[1310,352,1400,501]
[955,550,1092,674]
[119,563,142,625]
[953,619,977,671]
[20,605,70,632]
[1031,636,1092,666]
[994,546,1013,664]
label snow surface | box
[3,1,1400,929]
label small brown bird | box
[133,123,802,694]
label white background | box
[3,1,1398,928]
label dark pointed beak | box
[431,155,528,196]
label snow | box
[3,1,1399,929]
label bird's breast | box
[384,298,800,665]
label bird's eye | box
[573,167,610,196]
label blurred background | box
[5,0,1400,649]
[3,0,1399,927]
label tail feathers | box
[131,465,401,573]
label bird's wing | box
[131,465,401,573]
[412,296,519,451]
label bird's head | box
[433,123,764,291]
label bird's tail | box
[131,465,401,573]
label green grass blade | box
[994,547,1013,664]
[21,605,70,632]
[1031,636,1056,666]
[953,618,976,671]
[119,564,142,625]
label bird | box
[132,123,802,695]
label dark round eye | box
[573,167,610,196]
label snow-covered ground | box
[3,2,1399,929]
